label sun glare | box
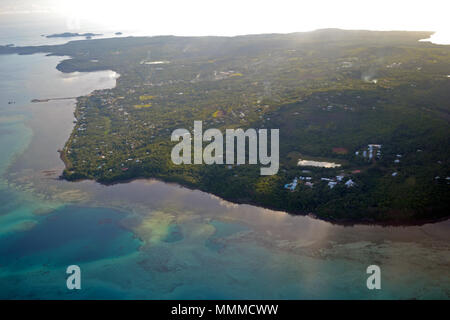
[35,0,450,41]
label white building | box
[345,179,356,187]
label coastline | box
[1,30,450,300]
[4,30,448,227]
[57,165,450,227]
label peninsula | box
[2,29,449,224]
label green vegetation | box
[3,29,449,224]
[134,103,152,109]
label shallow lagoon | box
[0,52,449,299]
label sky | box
[0,0,449,43]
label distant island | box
[45,32,102,39]
[2,29,449,225]
[115,32,123,35]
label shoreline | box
[1,27,450,301]
[6,31,448,228]
[56,164,450,228]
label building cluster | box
[355,144,382,161]
[284,177,298,191]
[284,175,356,191]
[321,176,355,189]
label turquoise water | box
[0,46,449,300]
[0,206,140,270]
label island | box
[2,29,449,225]
[45,32,102,39]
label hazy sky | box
[1,0,449,42]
